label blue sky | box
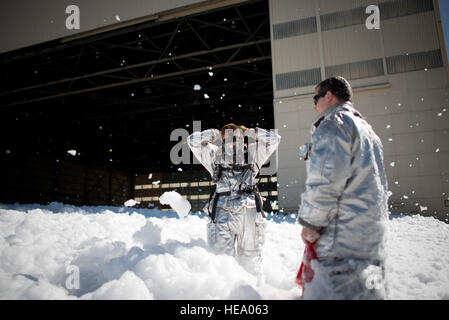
[440,0,449,55]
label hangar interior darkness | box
[0,0,277,210]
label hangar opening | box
[0,0,277,212]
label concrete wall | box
[269,0,449,220]
[0,0,246,54]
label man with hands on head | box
[187,123,281,276]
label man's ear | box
[325,90,332,102]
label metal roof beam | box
[0,39,269,97]
[0,55,271,108]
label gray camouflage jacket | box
[298,101,389,262]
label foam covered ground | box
[0,202,448,299]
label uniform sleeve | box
[187,129,221,176]
[298,119,353,231]
[248,128,282,169]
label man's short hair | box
[316,76,353,102]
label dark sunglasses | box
[313,92,326,105]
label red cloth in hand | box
[295,241,317,295]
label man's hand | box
[301,227,320,244]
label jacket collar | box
[310,101,359,135]
[312,101,356,128]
